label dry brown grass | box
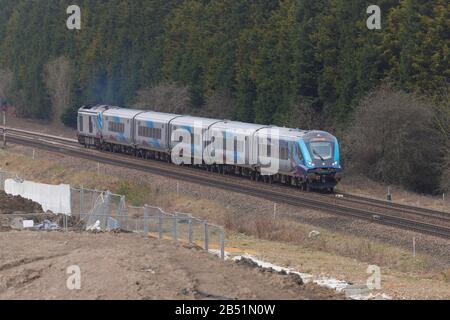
[338,174,450,213]
[0,148,447,277]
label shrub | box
[344,85,444,193]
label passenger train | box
[77,105,342,191]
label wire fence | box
[71,187,225,259]
[0,171,225,259]
[0,170,17,191]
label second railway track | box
[4,128,450,240]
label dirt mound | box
[0,232,343,300]
[235,256,304,286]
[0,191,43,214]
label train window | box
[138,126,162,139]
[280,146,289,160]
[108,121,125,133]
[78,115,83,132]
[297,145,304,161]
[310,141,332,160]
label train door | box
[233,136,238,165]
[89,116,93,134]
[222,131,227,165]
[245,137,249,165]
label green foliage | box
[0,0,448,192]
[0,0,181,117]
[1,0,447,124]
[114,180,147,206]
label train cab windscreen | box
[309,141,332,161]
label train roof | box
[103,108,145,119]
[302,130,336,140]
[171,116,222,127]
[78,105,120,114]
[257,127,309,140]
[211,120,267,132]
[135,111,182,123]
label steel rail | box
[5,131,450,240]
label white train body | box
[77,105,342,190]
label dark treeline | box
[0,0,448,193]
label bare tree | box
[197,89,236,119]
[43,57,72,123]
[285,100,322,130]
[133,83,189,114]
[345,84,443,193]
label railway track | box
[4,127,450,240]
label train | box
[77,105,342,191]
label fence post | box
[158,210,163,239]
[92,189,97,211]
[80,186,84,218]
[188,217,193,245]
[220,227,225,260]
[0,172,4,191]
[172,214,178,241]
[124,207,129,232]
[119,195,126,229]
[63,214,67,231]
[204,222,209,252]
[103,191,111,228]
[143,206,149,234]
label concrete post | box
[158,210,163,239]
[2,110,6,148]
[220,227,225,260]
[204,222,209,252]
[143,206,149,234]
[188,218,193,245]
[80,186,84,217]
[172,214,178,241]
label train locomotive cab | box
[295,131,342,191]
[77,105,119,148]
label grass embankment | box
[1,148,449,299]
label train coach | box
[77,105,342,191]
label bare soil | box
[0,231,342,300]
[0,191,43,215]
